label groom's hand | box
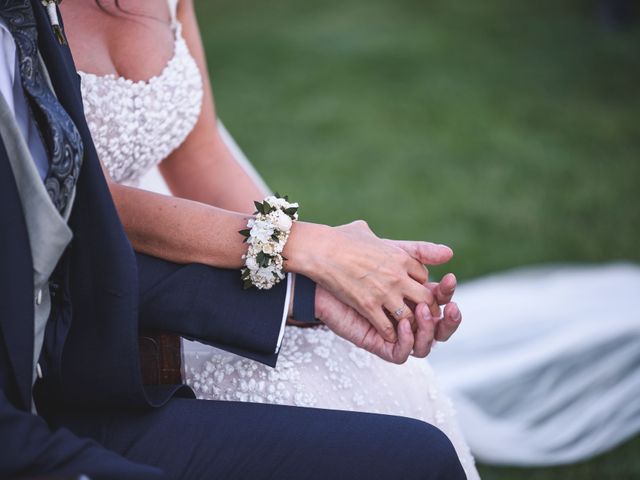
[315,286,440,364]
[427,272,462,342]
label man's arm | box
[135,253,290,367]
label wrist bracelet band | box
[240,195,299,290]
[292,274,319,323]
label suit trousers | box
[48,398,466,480]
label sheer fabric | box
[430,264,640,465]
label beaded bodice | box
[78,19,202,185]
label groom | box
[0,1,466,479]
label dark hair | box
[94,0,168,22]
[94,0,127,15]
[93,1,163,22]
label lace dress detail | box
[77,2,479,478]
[78,21,203,185]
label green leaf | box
[254,200,264,214]
[243,279,253,290]
[239,228,251,237]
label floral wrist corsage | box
[239,195,299,289]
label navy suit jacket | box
[0,2,291,477]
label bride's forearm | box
[108,176,334,274]
[109,182,249,269]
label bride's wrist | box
[283,221,333,278]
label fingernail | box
[439,245,453,256]
[421,305,432,321]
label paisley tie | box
[0,0,83,214]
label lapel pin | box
[41,0,67,45]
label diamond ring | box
[393,305,407,318]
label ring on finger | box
[393,305,407,318]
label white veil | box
[430,263,640,465]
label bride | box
[60,0,481,477]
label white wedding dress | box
[78,1,480,478]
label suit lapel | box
[0,137,35,410]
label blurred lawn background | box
[194,0,639,478]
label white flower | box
[273,240,285,253]
[266,211,280,223]
[250,220,274,244]
[264,196,279,207]
[266,196,298,210]
[261,242,277,255]
[257,266,276,279]
[247,244,261,257]
[273,210,293,232]
[245,256,259,271]
[273,255,284,268]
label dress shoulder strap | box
[167,0,179,27]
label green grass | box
[194,0,640,477]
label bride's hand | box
[284,220,453,343]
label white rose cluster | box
[239,195,299,289]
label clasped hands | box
[286,220,462,364]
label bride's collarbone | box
[62,4,176,82]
